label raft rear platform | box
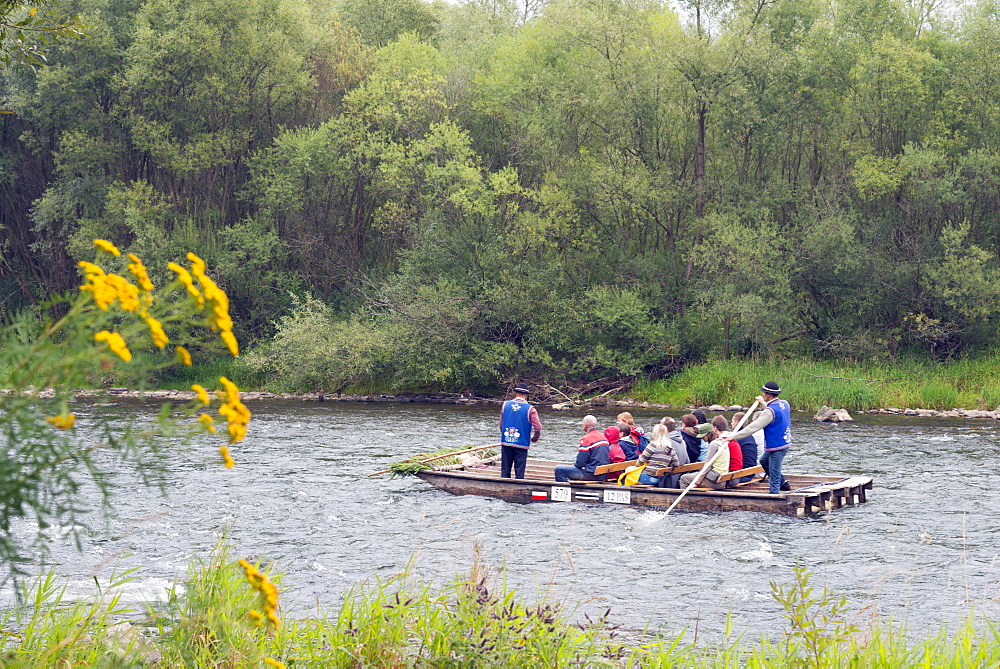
[415,458,873,517]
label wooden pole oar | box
[661,399,761,518]
[367,444,501,477]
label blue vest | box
[500,399,532,448]
[762,399,791,451]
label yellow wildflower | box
[79,262,140,312]
[187,257,234,331]
[220,330,239,357]
[186,251,207,277]
[200,273,234,332]
[105,274,140,312]
[94,331,132,362]
[219,444,235,468]
[238,559,281,628]
[198,413,216,433]
[145,316,169,349]
[127,253,154,291]
[219,376,239,403]
[78,260,105,277]
[192,384,211,405]
[78,262,116,310]
[175,346,192,366]
[93,239,121,256]
[45,414,76,429]
[248,609,263,627]
[263,659,284,669]
[167,262,203,304]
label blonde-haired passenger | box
[631,423,680,486]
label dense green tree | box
[3,0,1000,388]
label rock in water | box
[813,406,854,422]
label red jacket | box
[605,426,626,463]
[727,440,743,471]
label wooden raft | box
[414,457,874,517]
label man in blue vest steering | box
[499,383,542,479]
[727,381,791,494]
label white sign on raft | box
[603,489,631,504]
[550,486,572,502]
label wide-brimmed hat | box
[761,381,782,395]
[513,383,530,394]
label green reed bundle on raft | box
[388,447,497,478]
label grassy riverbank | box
[4,543,1000,667]
[74,352,1000,413]
[632,356,1000,412]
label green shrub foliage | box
[4,0,1000,391]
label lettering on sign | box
[550,486,572,502]
[603,489,631,504]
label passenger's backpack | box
[636,432,650,452]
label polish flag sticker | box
[531,491,548,500]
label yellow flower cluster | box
[188,253,239,356]
[167,262,203,304]
[126,253,154,292]
[77,242,254,469]
[217,376,251,444]
[78,262,140,312]
[263,659,286,669]
[219,444,235,468]
[167,254,239,357]
[94,331,132,362]
[45,414,76,429]
[198,413,216,433]
[93,239,121,256]
[238,559,280,628]
[192,384,211,405]
[145,316,169,349]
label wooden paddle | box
[660,399,761,518]
[367,444,502,476]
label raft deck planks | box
[415,458,873,516]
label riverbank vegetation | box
[4,542,1000,666]
[3,0,1000,397]
[633,355,1000,411]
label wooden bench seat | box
[592,460,638,476]
[718,464,764,482]
[652,461,705,477]
[651,462,764,482]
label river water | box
[6,400,1000,640]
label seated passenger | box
[711,415,743,472]
[633,423,680,486]
[617,423,642,460]
[678,430,730,490]
[679,414,704,463]
[695,423,712,461]
[660,416,689,466]
[553,415,611,482]
[605,425,626,463]
[616,411,644,437]
[732,411,759,482]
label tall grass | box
[633,355,1000,411]
[5,542,1000,667]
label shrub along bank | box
[3,544,1000,667]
